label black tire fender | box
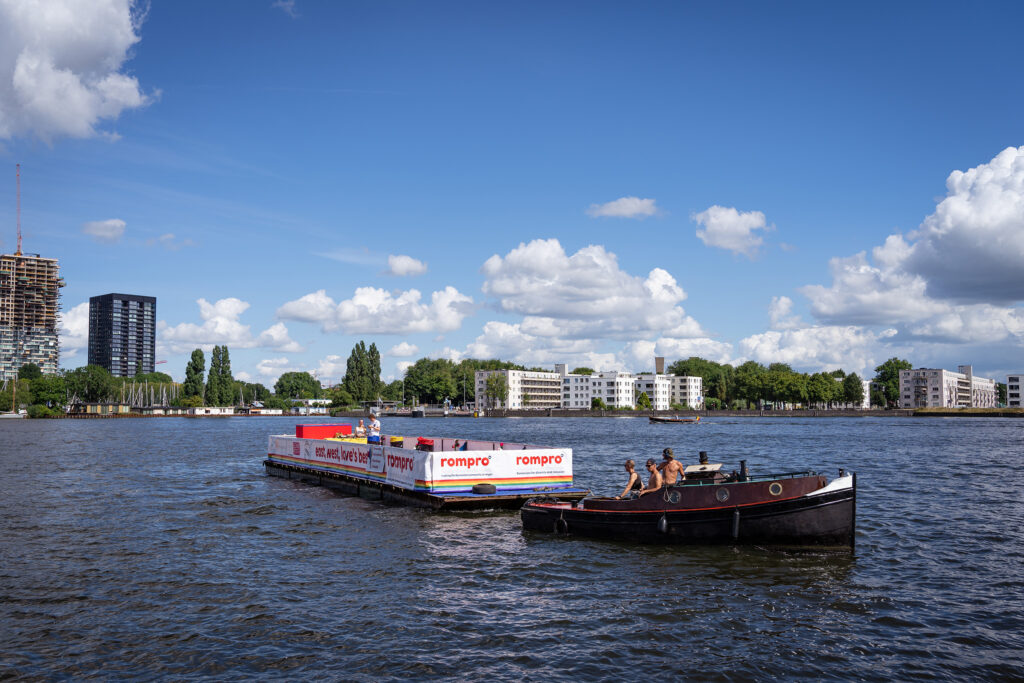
[472,483,497,494]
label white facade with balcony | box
[898,366,996,409]
[475,369,562,409]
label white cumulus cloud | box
[387,342,418,357]
[693,205,773,259]
[386,254,427,277]
[0,0,154,142]
[586,196,658,219]
[159,297,302,354]
[481,238,702,340]
[738,326,894,376]
[798,148,1024,351]
[82,219,126,243]
[904,145,1024,302]
[277,286,474,335]
[58,301,89,359]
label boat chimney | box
[739,460,748,482]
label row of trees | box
[665,357,920,409]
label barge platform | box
[264,424,589,510]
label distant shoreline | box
[21,408,1024,420]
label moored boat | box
[649,415,700,424]
[521,457,855,548]
[265,423,588,510]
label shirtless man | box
[658,448,685,486]
[641,458,663,495]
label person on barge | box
[614,459,643,499]
[367,413,381,444]
[354,419,367,437]
[641,458,663,495]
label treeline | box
[667,357,913,409]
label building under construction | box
[0,253,63,380]
[1,165,63,380]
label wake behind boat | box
[649,415,700,424]
[522,456,855,548]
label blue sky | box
[2,0,1022,386]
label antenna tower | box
[16,163,22,255]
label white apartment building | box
[475,369,562,409]
[668,375,703,409]
[591,371,637,409]
[898,365,996,409]
[635,373,672,410]
[556,364,594,409]
[1008,373,1022,408]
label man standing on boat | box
[641,459,663,495]
[367,412,381,444]
[658,448,685,486]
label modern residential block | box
[898,365,996,409]
[88,293,156,377]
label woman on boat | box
[614,459,643,499]
[354,419,367,437]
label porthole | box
[769,482,783,496]
[716,487,730,502]
[669,491,681,504]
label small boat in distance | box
[522,457,855,548]
[649,415,700,424]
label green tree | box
[264,395,290,410]
[669,357,734,404]
[403,358,457,404]
[206,346,223,406]
[997,382,1007,405]
[874,357,912,408]
[30,375,67,407]
[342,341,381,402]
[733,361,766,406]
[843,373,865,407]
[182,349,206,400]
[571,367,594,375]
[218,346,234,405]
[483,373,508,408]
[134,371,173,384]
[274,371,321,399]
[635,390,652,409]
[328,385,356,408]
[64,365,116,403]
[591,397,607,410]
[18,363,42,380]
[807,372,835,408]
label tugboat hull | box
[522,474,855,548]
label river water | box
[1,416,1021,680]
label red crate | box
[296,424,352,439]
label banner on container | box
[430,448,572,491]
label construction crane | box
[16,163,22,255]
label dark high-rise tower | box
[88,294,156,377]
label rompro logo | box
[516,454,563,466]
[387,454,416,473]
[440,456,491,469]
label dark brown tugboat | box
[521,457,855,548]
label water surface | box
[1,416,1021,680]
